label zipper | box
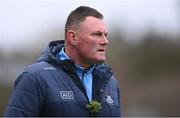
[81,71,90,103]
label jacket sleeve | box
[4,72,44,117]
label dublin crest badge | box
[106,95,113,104]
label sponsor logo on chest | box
[60,91,74,100]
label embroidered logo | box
[43,66,56,70]
[60,91,74,100]
[106,95,114,104]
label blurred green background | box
[0,0,180,116]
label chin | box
[96,57,106,63]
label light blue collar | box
[58,47,95,71]
[58,47,70,60]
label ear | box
[66,30,78,45]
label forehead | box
[79,16,108,32]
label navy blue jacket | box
[4,40,120,117]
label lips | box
[97,49,105,52]
[98,49,105,52]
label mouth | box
[97,49,105,52]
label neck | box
[65,45,92,69]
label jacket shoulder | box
[4,62,49,116]
[24,61,55,74]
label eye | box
[94,32,102,36]
[104,33,108,37]
[91,31,108,38]
[92,31,106,36]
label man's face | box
[75,16,109,66]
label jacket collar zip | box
[75,64,95,102]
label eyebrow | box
[92,30,108,35]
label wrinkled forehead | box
[78,16,108,33]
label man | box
[4,6,120,117]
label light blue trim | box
[58,47,70,60]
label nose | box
[100,36,109,45]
